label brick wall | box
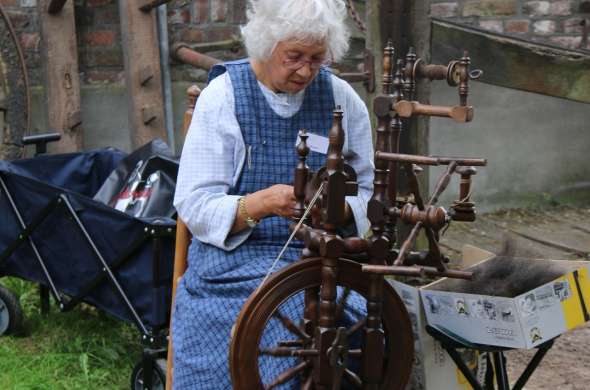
[431,0,590,50]
[0,0,246,86]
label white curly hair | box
[241,0,351,62]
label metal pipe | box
[156,4,176,150]
[188,37,243,53]
[172,43,221,71]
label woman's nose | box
[295,63,312,78]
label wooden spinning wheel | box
[227,41,485,389]
[229,257,414,389]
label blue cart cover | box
[0,148,175,333]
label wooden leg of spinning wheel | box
[363,236,389,389]
[166,220,191,390]
[313,256,338,387]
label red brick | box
[232,1,247,23]
[180,27,206,43]
[84,30,117,47]
[0,0,18,6]
[211,0,227,22]
[479,19,504,32]
[207,26,236,42]
[193,0,209,24]
[86,70,124,85]
[82,49,123,67]
[533,20,557,34]
[5,10,30,29]
[168,8,190,24]
[549,35,582,49]
[523,1,550,16]
[430,2,459,18]
[463,0,517,16]
[505,19,530,33]
[563,18,584,34]
[19,32,40,50]
[549,1,573,16]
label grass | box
[0,277,142,389]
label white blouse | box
[174,71,375,250]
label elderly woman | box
[172,0,374,388]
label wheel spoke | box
[347,317,366,336]
[278,340,305,347]
[259,346,318,358]
[335,287,351,321]
[274,310,311,342]
[343,368,363,388]
[264,360,310,389]
[301,373,313,390]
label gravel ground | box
[506,322,590,390]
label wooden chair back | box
[165,85,201,390]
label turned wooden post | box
[166,85,201,390]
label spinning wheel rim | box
[230,257,414,389]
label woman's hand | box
[259,184,296,218]
[230,184,296,234]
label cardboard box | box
[392,276,489,390]
[390,245,590,389]
[420,250,590,349]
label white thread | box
[258,182,325,290]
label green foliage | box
[0,278,142,389]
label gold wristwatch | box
[238,196,259,228]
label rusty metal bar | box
[139,0,172,13]
[171,43,221,71]
[188,37,243,53]
[47,0,67,14]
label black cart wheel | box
[0,284,23,336]
[131,358,166,390]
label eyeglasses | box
[282,54,330,71]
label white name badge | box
[295,133,329,155]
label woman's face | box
[260,40,328,94]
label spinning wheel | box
[230,257,414,389]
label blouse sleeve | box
[331,75,375,237]
[173,74,252,250]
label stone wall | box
[431,0,590,50]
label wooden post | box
[366,0,431,158]
[165,85,200,390]
[38,0,83,152]
[119,1,167,149]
